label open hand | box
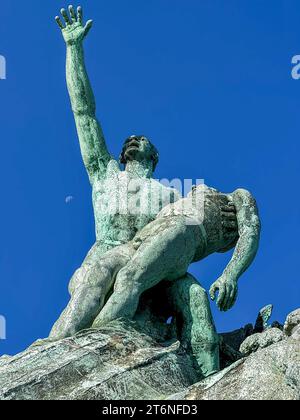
[209,274,238,312]
[55,5,93,45]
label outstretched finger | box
[225,289,234,311]
[222,285,234,311]
[61,8,71,25]
[84,20,93,36]
[209,284,218,301]
[217,284,226,311]
[231,288,239,308]
[77,6,83,23]
[68,5,77,22]
[55,16,65,30]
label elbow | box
[239,213,261,242]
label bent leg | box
[49,244,133,340]
[92,217,199,327]
[168,273,220,378]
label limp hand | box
[209,274,238,312]
[55,5,93,45]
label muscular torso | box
[92,159,180,246]
[158,184,239,258]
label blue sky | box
[0,0,299,355]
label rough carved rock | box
[239,328,284,356]
[220,323,254,352]
[254,304,273,333]
[1,310,299,401]
[219,323,252,368]
[0,322,198,401]
[169,334,300,400]
[284,309,300,337]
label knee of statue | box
[74,266,87,280]
[68,267,83,295]
[115,267,137,288]
[68,265,96,295]
[114,277,141,299]
[189,283,207,303]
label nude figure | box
[46,7,261,379]
[50,6,238,346]
[50,6,181,338]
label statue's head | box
[119,135,159,171]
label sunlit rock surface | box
[0,322,198,400]
[0,309,299,401]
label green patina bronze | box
[47,6,261,379]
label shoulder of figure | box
[105,159,121,177]
[149,178,167,191]
[91,159,120,185]
[230,188,257,205]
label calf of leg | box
[169,273,220,378]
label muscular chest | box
[92,173,166,218]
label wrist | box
[222,269,238,283]
[66,39,83,48]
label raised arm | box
[55,6,111,183]
[210,189,261,312]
